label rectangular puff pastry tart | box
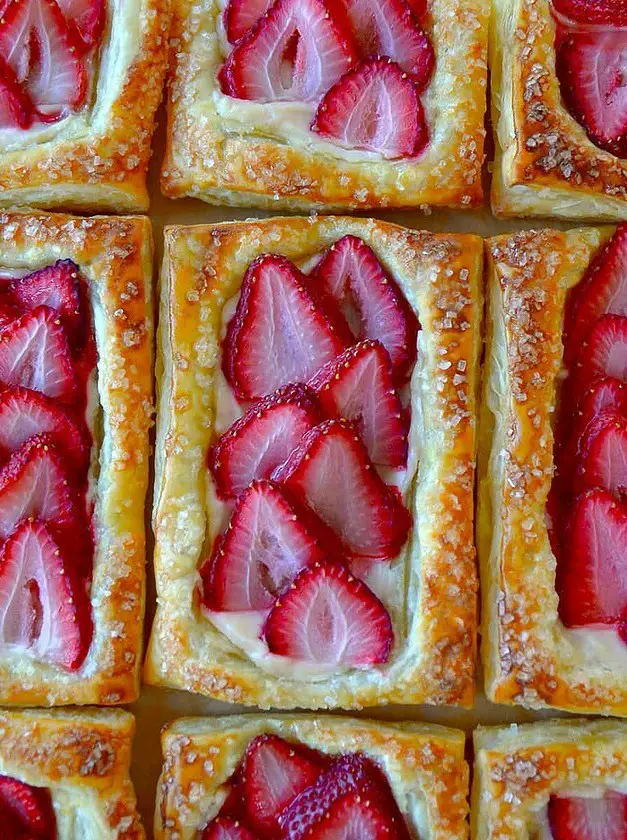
[0,209,152,706]
[480,225,627,716]
[491,0,627,221]
[161,0,489,212]
[0,0,169,212]
[145,216,482,709]
[0,707,144,839]
[155,714,469,839]
[473,719,627,840]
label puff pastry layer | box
[490,0,627,220]
[161,0,488,212]
[479,226,627,716]
[0,0,169,213]
[0,707,144,839]
[144,215,482,709]
[155,714,469,840]
[473,719,627,840]
[0,209,153,706]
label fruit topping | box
[548,791,627,840]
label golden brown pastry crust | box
[155,714,469,840]
[160,0,489,211]
[144,215,482,710]
[472,719,627,840]
[490,0,627,220]
[0,707,145,839]
[0,210,153,706]
[0,0,170,213]
[479,226,627,716]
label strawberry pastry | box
[146,217,481,709]
[155,714,469,839]
[0,210,151,707]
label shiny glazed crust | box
[0,0,170,213]
[144,215,482,709]
[161,0,488,211]
[155,714,469,839]
[490,0,627,220]
[0,707,144,839]
[0,210,153,706]
[479,226,627,716]
[472,719,627,839]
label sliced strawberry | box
[273,419,411,559]
[339,0,433,85]
[405,0,427,18]
[556,27,627,159]
[200,480,327,612]
[0,774,55,838]
[0,387,89,470]
[224,0,274,42]
[552,0,627,25]
[239,735,322,835]
[0,306,76,402]
[264,560,393,665]
[571,315,627,398]
[576,377,627,420]
[279,753,410,840]
[548,791,627,840]
[0,0,87,122]
[0,436,89,574]
[0,300,22,328]
[573,414,627,500]
[558,489,627,627]
[311,235,419,381]
[309,340,408,468]
[223,255,348,401]
[219,0,358,102]
[55,0,105,50]
[9,260,84,346]
[557,407,623,491]
[208,384,322,499]
[202,818,258,840]
[312,57,428,160]
[564,225,627,364]
[0,55,33,129]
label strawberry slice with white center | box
[0,774,55,838]
[200,479,327,611]
[573,413,627,500]
[339,0,434,85]
[0,0,87,121]
[0,305,75,401]
[239,735,322,834]
[312,57,428,160]
[572,315,627,397]
[208,384,322,499]
[0,387,88,470]
[224,0,274,42]
[556,27,627,159]
[0,55,32,128]
[9,259,84,347]
[0,300,22,327]
[55,0,105,51]
[309,340,408,468]
[264,560,393,665]
[564,225,627,365]
[273,419,411,559]
[0,519,92,670]
[559,488,627,627]
[279,753,410,840]
[311,235,419,381]
[223,254,349,401]
[548,791,627,840]
[552,0,627,25]
[202,819,258,840]
[219,0,358,102]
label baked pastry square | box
[490,0,627,220]
[161,0,488,211]
[480,225,627,716]
[0,0,169,212]
[155,714,469,839]
[145,215,482,709]
[473,719,627,840]
[0,209,153,706]
[0,707,144,838]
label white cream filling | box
[562,625,627,671]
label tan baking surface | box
[130,110,575,837]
